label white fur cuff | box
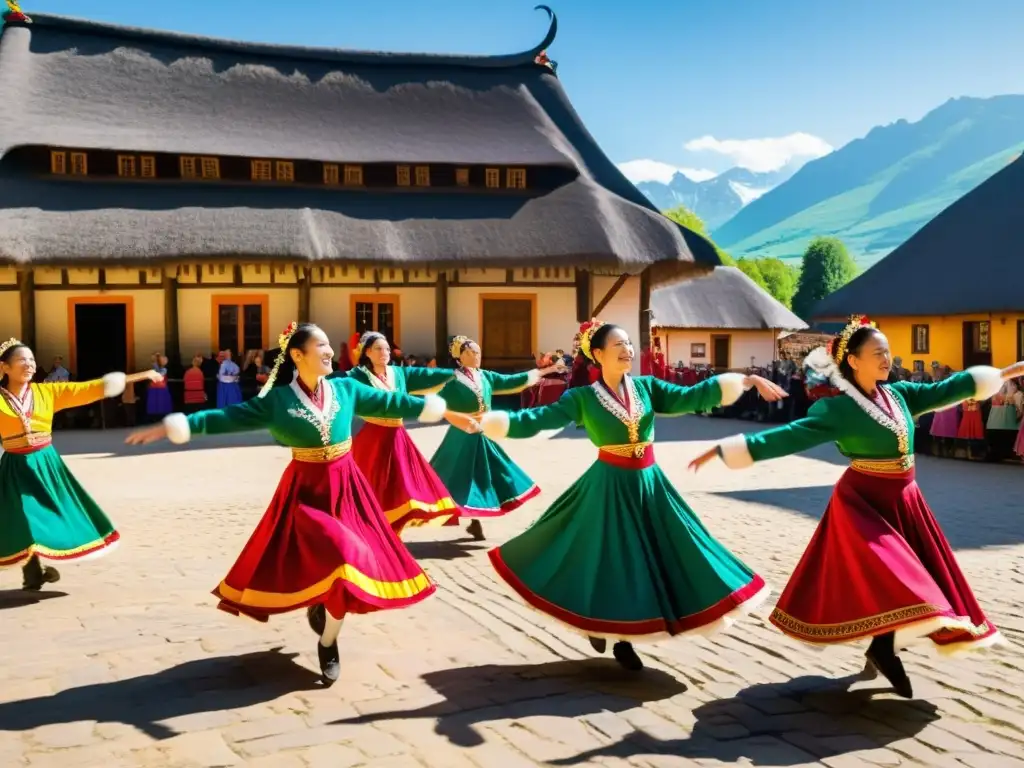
[718,434,755,469]
[164,413,191,444]
[526,369,542,388]
[418,393,447,423]
[716,373,748,407]
[968,366,1004,402]
[481,411,511,440]
[102,372,127,398]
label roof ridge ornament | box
[3,1,31,24]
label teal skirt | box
[0,445,119,567]
[489,455,768,641]
[429,427,539,517]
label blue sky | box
[22,0,1024,182]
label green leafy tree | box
[792,236,858,320]
[756,257,800,309]
[735,257,768,290]
[662,205,736,266]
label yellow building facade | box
[875,314,1024,371]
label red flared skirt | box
[770,466,999,653]
[213,453,436,622]
[957,409,985,441]
[351,422,460,535]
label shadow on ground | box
[405,539,490,561]
[0,648,318,739]
[334,658,688,747]
[550,674,938,766]
[0,589,68,610]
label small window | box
[180,156,198,179]
[455,168,469,187]
[343,165,363,186]
[396,165,411,187]
[506,168,527,189]
[69,152,88,176]
[200,157,220,179]
[50,150,67,174]
[414,166,430,187]
[251,159,272,181]
[690,343,706,359]
[911,324,930,354]
[323,163,340,185]
[275,161,294,182]
[485,168,500,188]
[117,155,137,177]
[140,155,156,178]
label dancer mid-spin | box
[429,335,565,540]
[480,320,786,670]
[0,338,161,589]
[127,322,478,685]
[691,316,1022,698]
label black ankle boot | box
[317,640,340,686]
[466,519,485,541]
[21,556,60,591]
[612,641,643,671]
[306,604,326,636]
[589,636,607,654]
[865,634,913,698]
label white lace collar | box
[833,376,910,454]
[364,366,395,392]
[288,378,339,446]
[590,375,643,425]
[454,367,482,394]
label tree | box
[735,257,768,290]
[756,257,800,309]
[792,236,858,320]
[662,205,736,266]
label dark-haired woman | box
[127,322,479,685]
[479,320,785,670]
[429,335,565,540]
[691,316,1023,697]
[0,338,161,589]
[341,331,459,535]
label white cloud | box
[617,159,718,185]
[683,132,833,173]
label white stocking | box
[320,612,343,647]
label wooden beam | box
[18,270,35,350]
[639,268,652,351]
[162,271,181,368]
[574,269,591,322]
[591,273,629,318]
[434,271,449,363]
[297,268,311,323]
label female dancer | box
[146,353,173,421]
[430,335,565,540]
[479,320,785,670]
[126,323,476,685]
[690,316,1022,697]
[216,350,242,408]
[0,338,160,589]
[343,331,458,534]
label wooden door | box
[481,298,533,371]
[961,321,992,369]
[711,335,731,370]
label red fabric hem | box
[0,531,121,567]
[211,580,436,621]
[489,548,766,636]
[459,485,541,518]
[598,448,656,470]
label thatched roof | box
[0,10,720,283]
[651,267,807,330]
[814,155,1023,318]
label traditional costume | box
[429,336,542,517]
[216,356,242,408]
[0,338,124,588]
[712,317,1006,657]
[161,346,446,624]
[342,334,459,534]
[146,364,172,417]
[479,321,768,664]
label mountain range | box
[711,95,1024,265]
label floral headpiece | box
[828,315,876,367]
[803,314,877,397]
[448,335,472,360]
[0,337,22,358]
[354,331,385,359]
[258,321,300,398]
[578,319,605,363]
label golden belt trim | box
[363,417,404,428]
[291,440,352,463]
[1,432,53,453]
[850,456,915,474]
[600,442,652,459]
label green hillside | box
[712,96,1024,266]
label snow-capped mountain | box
[633,166,799,231]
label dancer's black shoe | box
[466,519,485,541]
[588,636,607,654]
[317,641,340,686]
[22,556,60,591]
[306,604,326,636]
[865,634,913,698]
[612,641,643,671]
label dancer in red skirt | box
[341,331,459,535]
[127,322,478,685]
[691,315,1024,698]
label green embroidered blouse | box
[437,368,542,415]
[344,365,455,396]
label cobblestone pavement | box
[1,416,1023,767]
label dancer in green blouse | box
[429,335,565,540]
[480,320,786,670]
